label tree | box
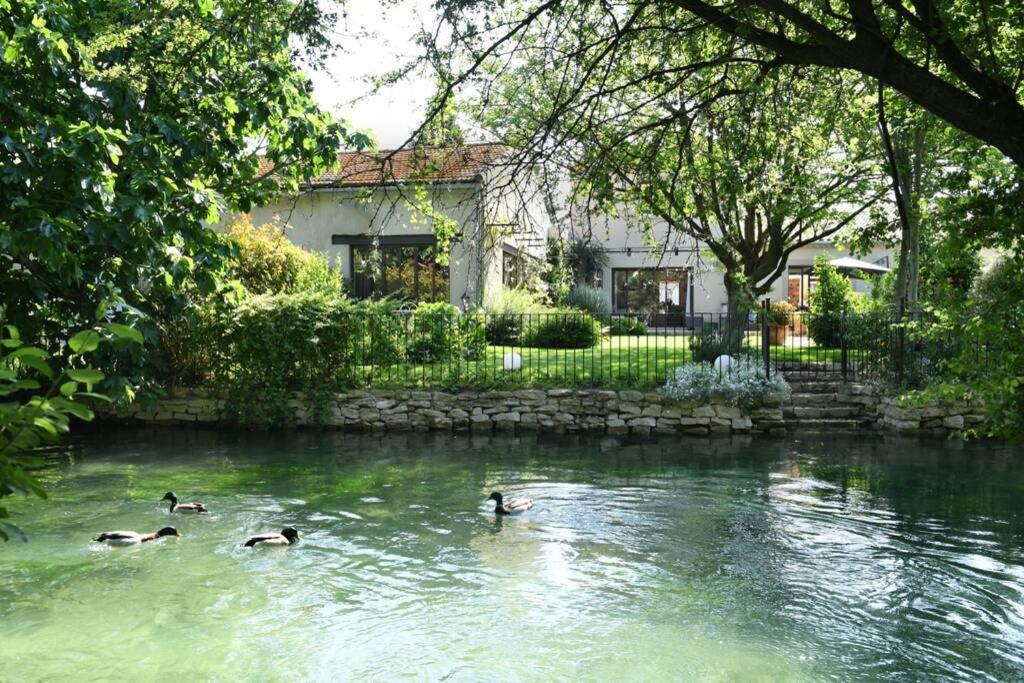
[0,0,368,360]
[425,0,1024,167]
[474,41,881,319]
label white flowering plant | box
[661,357,790,407]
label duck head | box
[161,492,178,504]
[156,527,181,538]
[281,527,300,544]
[487,491,504,505]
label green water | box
[2,430,1024,682]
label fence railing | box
[316,304,945,390]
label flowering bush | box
[661,358,790,407]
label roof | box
[828,256,891,274]
[259,143,509,189]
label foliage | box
[482,287,552,345]
[1,323,141,540]
[912,256,1024,439]
[433,1,1024,167]
[609,317,647,336]
[808,258,853,347]
[521,313,603,349]
[407,303,486,363]
[689,325,748,364]
[565,239,609,287]
[0,0,364,393]
[226,217,344,297]
[542,237,573,304]
[662,357,790,408]
[564,285,611,319]
[766,301,795,327]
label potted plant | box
[767,301,795,345]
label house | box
[247,143,551,308]
[567,214,893,321]
[249,143,892,320]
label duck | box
[243,527,301,548]
[93,527,180,546]
[488,491,533,514]
[162,491,208,514]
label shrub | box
[766,301,795,326]
[482,287,553,345]
[609,316,647,336]
[662,357,790,407]
[565,285,611,319]
[807,256,852,347]
[689,324,747,363]
[521,312,603,349]
[407,302,487,363]
[225,216,344,297]
[566,239,609,287]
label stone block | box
[492,412,521,423]
[514,389,547,401]
[714,405,743,419]
[627,417,657,428]
[693,405,716,418]
[731,416,753,432]
[618,402,642,415]
[942,414,965,430]
[619,390,644,402]
[641,405,663,417]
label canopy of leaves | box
[0,0,368,350]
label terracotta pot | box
[769,324,788,346]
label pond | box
[2,429,1023,681]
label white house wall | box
[581,213,893,314]
[247,185,482,307]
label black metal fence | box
[335,304,944,390]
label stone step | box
[786,381,845,393]
[785,418,863,431]
[788,392,838,406]
[783,406,865,419]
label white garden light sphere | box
[503,353,523,371]
[713,355,735,372]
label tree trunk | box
[878,83,924,310]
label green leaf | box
[102,322,143,344]
[10,346,48,360]
[66,368,104,384]
[32,417,58,436]
[50,397,95,421]
[15,354,53,379]
[59,381,78,396]
[68,330,102,354]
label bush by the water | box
[565,285,611,319]
[521,313,603,349]
[662,357,790,407]
[610,316,647,335]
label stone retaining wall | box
[110,385,985,437]
[875,395,986,437]
[115,388,788,436]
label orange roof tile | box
[259,143,509,188]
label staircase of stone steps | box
[782,373,877,432]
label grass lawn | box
[359,334,850,390]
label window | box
[351,242,449,303]
[612,268,689,313]
[787,266,816,309]
[502,249,523,288]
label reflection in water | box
[1,428,1023,680]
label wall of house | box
[578,214,893,314]
[246,185,482,307]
